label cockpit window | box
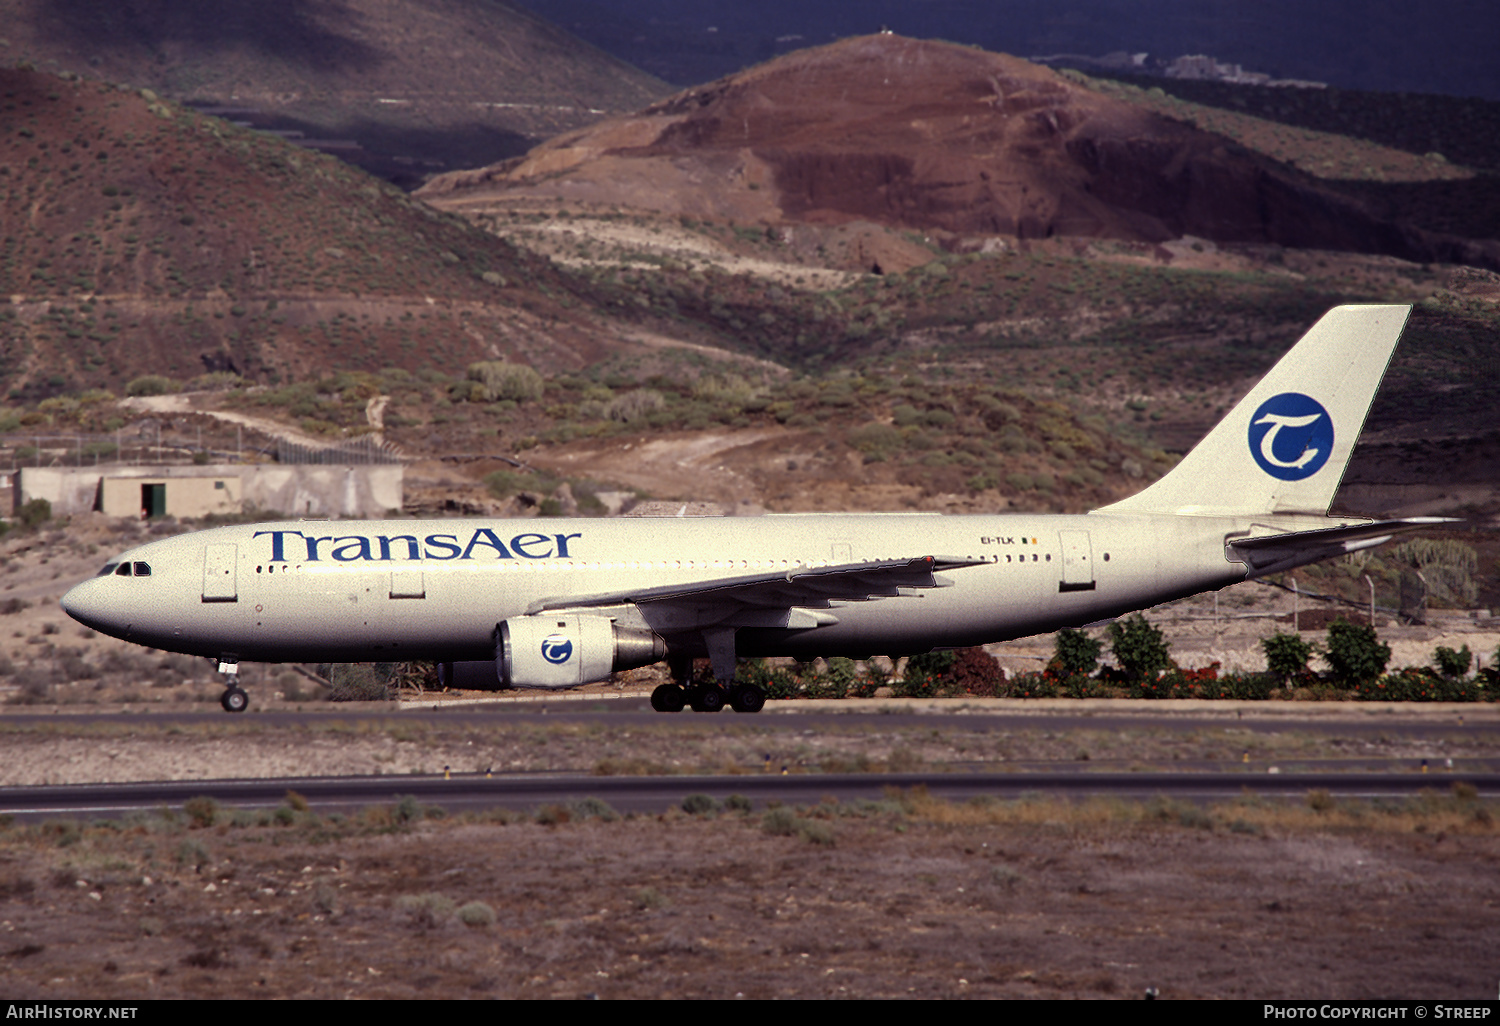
[98,563,119,577]
[115,563,132,576]
[133,562,151,577]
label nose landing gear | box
[217,658,248,713]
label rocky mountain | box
[421,34,1499,270]
[0,67,665,393]
[0,0,672,185]
[509,0,1500,100]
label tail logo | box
[1249,393,1334,481]
[541,635,574,665]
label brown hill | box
[421,34,1499,270]
[0,67,660,395]
[0,0,671,185]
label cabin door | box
[1058,531,1096,592]
[203,543,238,602]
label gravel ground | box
[0,793,1495,999]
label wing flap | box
[526,555,985,628]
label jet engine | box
[500,615,666,689]
[440,615,666,691]
[437,660,508,690]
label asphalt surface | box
[2,769,1495,821]
[2,698,1494,819]
[2,695,1497,735]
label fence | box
[0,431,402,468]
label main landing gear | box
[217,658,248,713]
[651,650,765,714]
[649,681,765,714]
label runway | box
[2,694,1497,735]
[3,698,1494,818]
[3,767,1496,821]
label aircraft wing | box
[526,555,986,631]
[1226,517,1459,578]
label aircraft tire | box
[691,684,726,713]
[651,683,686,713]
[221,687,249,713]
[730,683,766,714]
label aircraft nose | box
[61,577,116,634]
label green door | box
[141,483,166,518]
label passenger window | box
[133,562,151,577]
[115,563,132,576]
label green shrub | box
[1263,632,1313,683]
[1434,644,1472,679]
[681,794,720,816]
[801,657,859,699]
[848,422,902,459]
[1107,614,1171,684]
[898,650,957,697]
[457,901,497,927]
[1212,672,1277,700]
[1006,671,1059,698]
[798,819,836,846]
[16,498,50,530]
[124,375,179,397]
[1356,668,1487,702]
[1324,619,1390,688]
[735,658,799,700]
[1053,628,1101,676]
[464,361,544,402]
[569,797,619,822]
[761,807,799,836]
[605,388,665,422]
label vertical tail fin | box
[1095,304,1411,518]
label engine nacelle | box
[437,660,508,691]
[499,615,666,690]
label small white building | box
[16,464,404,520]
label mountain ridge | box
[0,0,672,185]
[421,35,1499,270]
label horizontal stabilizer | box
[1226,517,1459,578]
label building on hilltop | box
[13,463,403,520]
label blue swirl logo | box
[541,634,574,665]
[1248,393,1334,481]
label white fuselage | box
[61,511,1257,665]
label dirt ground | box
[0,792,1495,1000]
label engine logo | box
[541,634,574,665]
[1248,392,1334,481]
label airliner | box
[62,305,1446,713]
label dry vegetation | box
[0,787,1495,998]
